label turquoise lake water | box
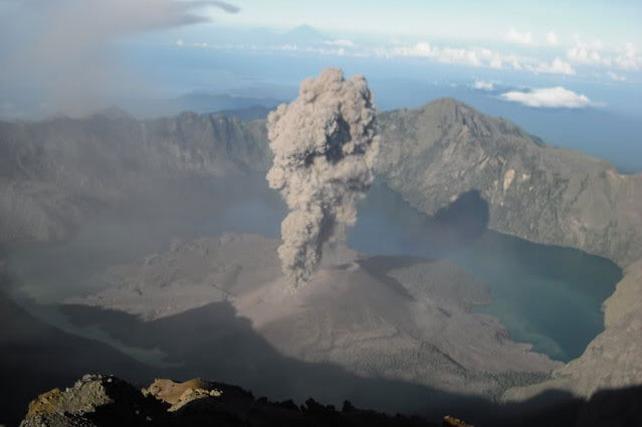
[349,182,622,361]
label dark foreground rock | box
[19,375,642,427]
[20,375,439,427]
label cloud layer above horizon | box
[203,1,642,76]
[172,25,641,83]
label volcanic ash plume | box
[267,68,379,286]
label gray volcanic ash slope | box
[67,234,282,320]
[68,233,558,398]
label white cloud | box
[500,87,591,108]
[504,54,524,70]
[383,41,580,76]
[439,47,483,66]
[379,38,641,74]
[276,44,298,51]
[390,42,505,68]
[507,27,534,45]
[392,42,435,58]
[567,36,611,66]
[607,71,626,82]
[546,31,558,46]
[322,39,355,47]
[175,39,209,48]
[201,32,640,80]
[472,80,494,91]
[479,48,504,68]
[564,38,641,70]
[532,58,576,75]
[303,46,347,56]
[615,42,641,70]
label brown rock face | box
[143,378,223,411]
[20,374,167,427]
[26,388,64,418]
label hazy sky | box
[197,0,642,81]
[1,0,641,126]
[212,0,642,45]
[166,0,642,111]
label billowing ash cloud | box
[267,68,379,287]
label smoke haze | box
[266,68,379,286]
[0,0,238,117]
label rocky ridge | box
[373,98,642,402]
[376,98,642,268]
[0,112,268,243]
[3,100,640,268]
[20,374,642,426]
[21,374,441,427]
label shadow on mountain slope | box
[352,182,490,259]
[0,282,155,426]
[64,301,488,419]
[3,269,641,427]
[433,190,489,239]
[57,298,639,427]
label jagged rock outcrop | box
[20,375,441,426]
[142,378,224,411]
[20,374,167,427]
[376,98,642,268]
[20,374,642,426]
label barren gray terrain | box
[2,98,641,422]
[3,99,640,268]
[68,233,558,397]
[0,111,268,243]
